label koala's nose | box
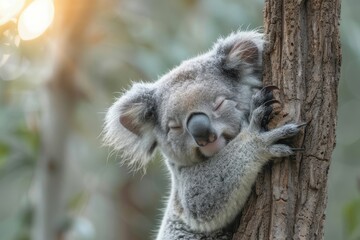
[186,113,217,147]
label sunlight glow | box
[0,0,25,25]
[18,0,54,41]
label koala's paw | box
[250,86,280,130]
[250,85,279,111]
[248,92,306,158]
[263,123,306,157]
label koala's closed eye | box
[213,96,238,114]
[168,120,182,132]
[213,96,226,111]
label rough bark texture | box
[232,0,341,239]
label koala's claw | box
[263,85,280,91]
[249,99,281,132]
[268,144,295,157]
[297,122,309,128]
[269,123,302,140]
[263,99,281,107]
[266,140,305,158]
[291,148,305,152]
[261,100,279,130]
[250,85,279,112]
[250,86,281,131]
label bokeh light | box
[0,0,25,26]
[18,0,54,41]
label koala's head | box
[104,31,264,169]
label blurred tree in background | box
[0,0,359,240]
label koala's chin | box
[198,135,227,157]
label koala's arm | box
[169,90,304,233]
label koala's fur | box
[104,31,303,239]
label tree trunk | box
[233,0,341,239]
[33,1,95,240]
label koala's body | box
[104,31,303,239]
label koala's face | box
[104,31,264,169]
[153,59,251,165]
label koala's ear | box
[119,93,156,136]
[214,31,264,72]
[103,82,158,170]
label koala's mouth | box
[198,133,234,158]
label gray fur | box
[104,31,302,239]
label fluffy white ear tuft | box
[103,82,157,170]
[214,30,264,71]
[226,40,259,68]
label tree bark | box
[233,0,341,239]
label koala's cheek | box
[162,138,188,158]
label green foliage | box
[0,143,10,168]
[343,197,360,240]
[0,106,38,179]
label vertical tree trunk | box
[33,1,95,240]
[233,0,341,239]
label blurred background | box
[0,0,359,239]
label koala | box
[103,31,304,240]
